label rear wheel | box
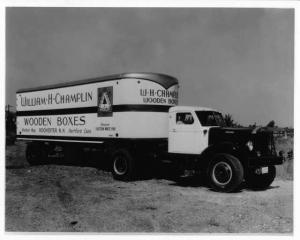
[207,153,244,192]
[246,166,276,190]
[111,149,136,181]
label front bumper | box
[248,156,285,167]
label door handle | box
[172,129,176,132]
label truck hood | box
[208,127,255,146]
[208,126,276,156]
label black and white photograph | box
[4,3,295,235]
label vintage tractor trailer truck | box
[16,72,284,192]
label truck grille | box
[253,132,276,156]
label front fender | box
[197,142,242,170]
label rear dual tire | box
[111,149,136,181]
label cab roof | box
[17,72,178,93]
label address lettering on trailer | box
[18,114,116,137]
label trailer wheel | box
[207,153,244,192]
[111,149,136,181]
[26,143,48,165]
[246,166,276,190]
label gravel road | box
[5,142,293,233]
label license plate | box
[261,167,269,174]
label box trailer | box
[16,72,284,192]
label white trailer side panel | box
[16,77,178,141]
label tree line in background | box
[224,113,293,133]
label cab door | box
[168,111,209,154]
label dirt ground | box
[5,142,293,233]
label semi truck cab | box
[167,106,284,192]
[169,106,221,155]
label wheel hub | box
[212,161,233,186]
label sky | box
[6,8,294,127]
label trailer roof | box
[16,72,178,93]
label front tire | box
[207,153,244,192]
[111,149,136,181]
[246,166,276,190]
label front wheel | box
[207,153,244,192]
[245,166,276,190]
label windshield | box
[195,111,225,127]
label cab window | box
[176,112,194,125]
[195,111,225,127]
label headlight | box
[246,141,254,151]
